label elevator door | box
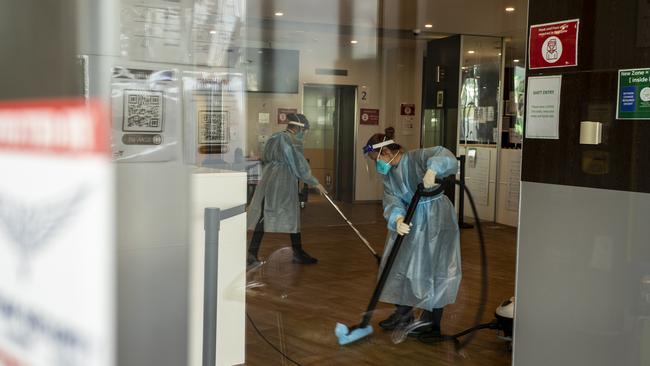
[303,84,356,202]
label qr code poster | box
[198,110,229,145]
[182,71,245,166]
[123,90,164,132]
[111,67,179,162]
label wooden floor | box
[245,195,517,366]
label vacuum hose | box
[414,179,488,352]
[450,179,488,351]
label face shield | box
[288,113,310,141]
[288,120,308,141]
[362,138,396,176]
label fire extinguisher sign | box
[529,19,579,70]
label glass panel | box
[459,36,503,145]
[422,108,443,147]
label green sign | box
[617,68,650,120]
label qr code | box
[123,90,164,132]
[198,110,229,144]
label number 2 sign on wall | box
[360,86,369,104]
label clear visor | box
[363,139,394,177]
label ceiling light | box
[209,30,217,34]
[505,7,515,12]
[350,40,358,44]
[425,24,433,28]
[468,50,475,54]
[498,52,502,56]
[274,12,284,16]
[513,59,520,63]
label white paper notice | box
[258,112,270,124]
[526,75,562,139]
[120,0,189,64]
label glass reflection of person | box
[246,114,327,266]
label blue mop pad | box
[335,323,373,345]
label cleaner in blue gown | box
[364,128,461,337]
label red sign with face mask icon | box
[529,19,579,69]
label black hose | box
[418,181,488,352]
[246,312,304,366]
[455,181,488,351]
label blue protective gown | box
[378,147,461,310]
[247,131,318,233]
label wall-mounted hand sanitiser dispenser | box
[579,121,603,145]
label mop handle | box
[322,193,379,257]
[358,183,444,328]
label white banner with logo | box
[0,99,114,366]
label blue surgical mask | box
[375,151,399,175]
[295,131,305,140]
[376,159,392,175]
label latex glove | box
[423,169,437,189]
[395,216,412,236]
[315,184,328,195]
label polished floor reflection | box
[246,194,515,365]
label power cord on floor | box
[246,312,304,366]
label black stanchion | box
[457,155,474,229]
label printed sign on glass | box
[617,68,650,120]
[182,71,245,165]
[111,67,179,162]
[529,19,579,69]
[123,90,164,133]
[0,99,114,366]
[198,110,230,144]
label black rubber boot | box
[247,221,264,266]
[291,233,318,264]
[379,305,414,330]
[411,308,443,337]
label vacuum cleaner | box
[418,296,514,347]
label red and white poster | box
[0,99,114,366]
[529,19,579,69]
[277,108,297,124]
[400,103,415,116]
[360,108,380,125]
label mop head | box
[335,323,373,345]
